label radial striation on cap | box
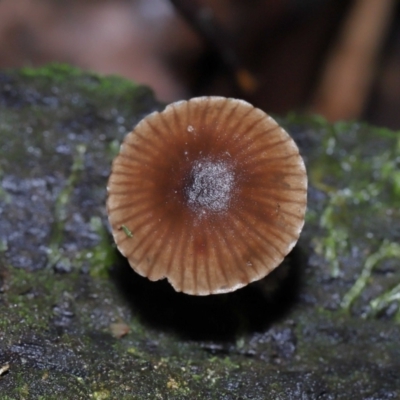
[107,97,307,295]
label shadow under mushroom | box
[109,245,305,341]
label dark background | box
[1,0,399,129]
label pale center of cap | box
[186,159,235,212]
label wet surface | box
[0,65,399,399]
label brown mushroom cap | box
[107,97,307,295]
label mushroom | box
[107,97,307,295]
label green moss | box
[92,389,111,400]
[285,115,400,315]
[341,240,400,311]
[0,171,11,204]
[370,281,400,321]
[1,266,78,331]
[19,63,83,81]
[7,64,154,127]
[18,63,140,96]
[49,143,87,254]
[43,139,118,277]
[78,216,118,279]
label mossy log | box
[0,65,399,399]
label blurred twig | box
[311,0,396,121]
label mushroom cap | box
[107,97,307,295]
